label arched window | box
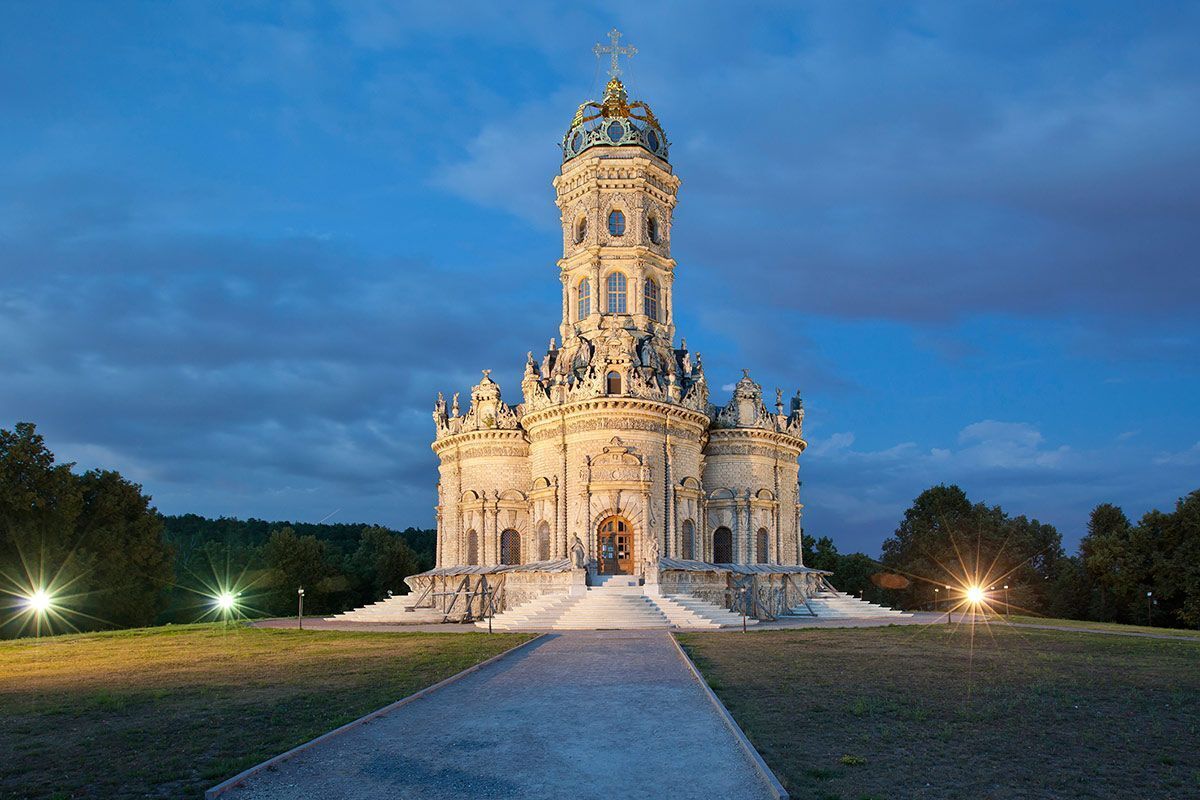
[578,278,591,319]
[643,277,659,320]
[713,527,733,564]
[500,529,521,565]
[575,216,587,244]
[647,214,660,244]
[608,210,626,236]
[606,371,622,395]
[682,520,695,561]
[756,528,769,564]
[537,522,550,562]
[606,272,627,313]
[466,529,479,566]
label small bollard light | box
[297,587,305,630]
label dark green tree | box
[350,525,421,601]
[1144,490,1200,627]
[1078,503,1148,623]
[880,484,1065,613]
[0,423,83,593]
[261,527,341,615]
[74,470,175,628]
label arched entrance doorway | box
[597,515,634,575]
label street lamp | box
[945,585,952,624]
[24,588,54,640]
[297,587,305,630]
[1146,591,1153,626]
[739,585,748,633]
[933,587,940,614]
[1003,585,1009,617]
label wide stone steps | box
[478,584,752,630]
[326,595,446,623]
[793,590,912,619]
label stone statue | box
[570,534,587,568]
[451,392,460,417]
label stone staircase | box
[326,595,446,624]
[477,580,752,630]
[792,590,912,619]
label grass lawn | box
[679,623,1200,800]
[0,624,533,800]
[1005,614,1200,639]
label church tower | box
[554,76,680,353]
[427,30,809,605]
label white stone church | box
[335,38,908,628]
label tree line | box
[0,423,434,637]
[3,421,1197,635]
[807,484,1200,628]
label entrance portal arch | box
[596,515,635,575]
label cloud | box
[798,419,1167,553]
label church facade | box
[415,70,812,614]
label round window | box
[647,130,660,151]
[608,210,626,236]
[571,130,584,153]
[606,121,624,143]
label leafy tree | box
[74,470,175,628]
[0,423,83,591]
[260,527,340,615]
[350,526,420,600]
[801,534,840,572]
[0,423,173,637]
[1145,490,1200,627]
[880,485,1065,613]
[1078,503,1150,623]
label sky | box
[2,1,1198,555]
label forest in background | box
[2,421,1197,636]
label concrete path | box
[223,631,778,800]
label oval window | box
[607,121,624,143]
[608,210,626,236]
[647,130,660,151]
[571,130,584,152]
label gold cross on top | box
[594,28,636,79]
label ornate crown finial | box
[594,28,636,79]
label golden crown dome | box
[561,77,668,163]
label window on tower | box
[647,214,660,244]
[608,210,626,236]
[578,278,591,319]
[606,371,622,395]
[575,216,587,243]
[606,272,627,313]
[643,277,659,320]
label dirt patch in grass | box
[0,624,533,799]
[678,624,1200,800]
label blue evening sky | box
[2,2,1197,555]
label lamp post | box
[25,589,53,641]
[933,587,939,614]
[1146,591,1153,626]
[740,585,748,633]
[945,585,952,624]
[1003,585,1009,617]
[297,587,305,630]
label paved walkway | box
[223,631,777,800]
